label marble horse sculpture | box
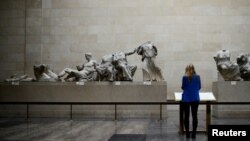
[213,49,242,81]
[136,41,164,81]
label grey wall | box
[0,0,26,79]
[1,0,250,99]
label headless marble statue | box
[214,49,242,81]
[96,54,116,81]
[5,64,58,82]
[96,50,137,81]
[136,41,164,81]
[4,74,34,82]
[33,64,59,82]
[112,51,137,81]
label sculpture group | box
[6,44,249,82]
[5,42,164,82]
[214,49,250,81]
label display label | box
[115,81,120,85]
[76,81,85,85]
[11,81,19,85]
[143,81,151,85]
[231,81,237,85]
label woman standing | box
[181,64,201,138]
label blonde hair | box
[185,64,196,80]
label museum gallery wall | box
[1,0,250,99]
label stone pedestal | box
[212,81,250,118]
[0,81,167,118]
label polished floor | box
[0,111,249,141]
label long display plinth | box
[0,81,167,118]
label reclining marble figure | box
[136,41,164,81]
[33,64,59,82]
[58,53,98,81]
[4,74,34,82]
[213,49,242,81]
[5,64,58,82]
[96,50,137,81]
[237,53,250,81]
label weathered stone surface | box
[237,53,250,81]
[213,49,242,81]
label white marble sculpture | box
[33,64,60,82]
[58,53,98,82]
[96,50,137,81]
[5,64,59,82]
[136,41,164,81]
[96,54,116,81]
[112,51,137,81]
[214,49,242,81]
[237,53,250,81]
